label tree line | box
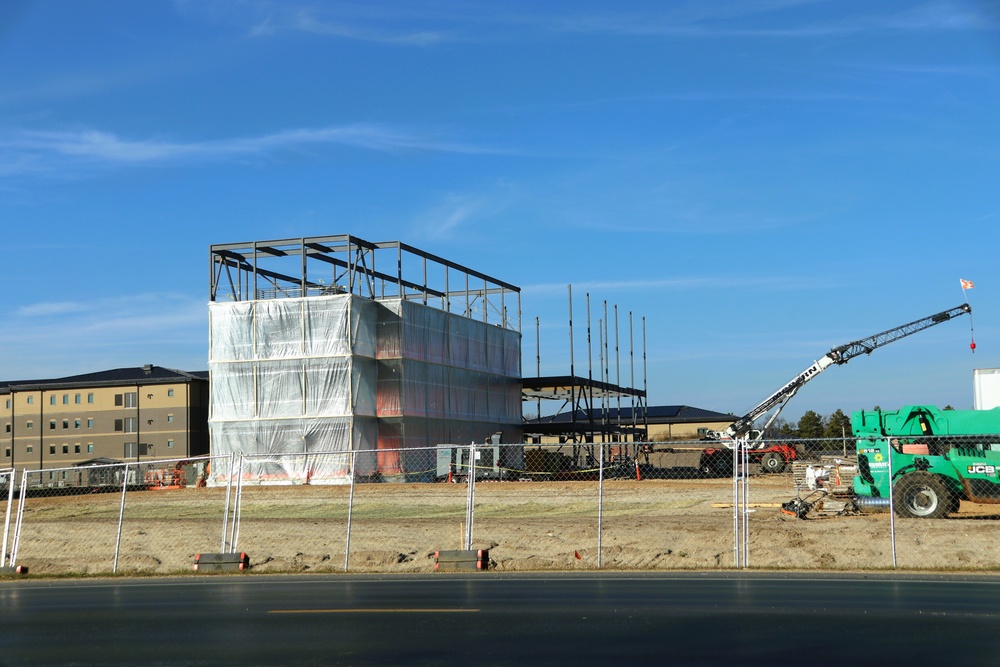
[765,405,956,440]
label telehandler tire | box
[760,452,785,474]
[893,472,953,519]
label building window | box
[167,389,174,397]
[25,421,33,429]
[114,419,123,432]
[26,445,33,454]
[115,394,123,406]
[123,417,137,433]
[61,445,68,455]
[75,394,81,404]
[49,445,55,455]
[74,444,81,454]
[63,394,69,405]
[87,418,94,429]
[87,444,94,454]
[75,419,81,429]
[167,414,175,423]
[124,442,147,457]
[4,448,9,458]
[49,420,56,430]
[4,424,9,433]
[4,399,9,409]
[62,420,69,429]
[50,395,56,406]
[167,439,174,448]
[87,393,94,404]
[26,396,33,404]
[124,392,138,409]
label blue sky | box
[1,1,998,424]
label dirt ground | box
[7,473,1000,576]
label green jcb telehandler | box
[853,405,1000,518]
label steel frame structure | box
[209,234,521,332]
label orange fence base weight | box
[434,549,490,572]
[193,552,250,573]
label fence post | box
[597,446,604,569]
[464,442,476,550]
[10,470,28,566]
[112,462,130,574]
[344,449,356,572]
[230,453,245,551]
[887,443,898,568]
[1,470,13,567]
[221,453,234,552]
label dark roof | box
[527,405,736,426]
[1,365,208,393]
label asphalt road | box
[2,572,999,666]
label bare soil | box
[8,475,1000,576]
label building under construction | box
[208,234,523,483]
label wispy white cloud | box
[414,194,487,239]
[411,186,518,239]
[0,124,515,176]
[0,292,208,380]
[203,0,998,45]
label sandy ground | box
[6,473,1000,576]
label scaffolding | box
[208,235,523,483]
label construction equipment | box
[698,303,972,475]
[853,405,1000,518]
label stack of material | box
[788,457,859,517]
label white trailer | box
[973,368,1000,410]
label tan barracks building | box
[1,365,209,475]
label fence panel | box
[602,442,735,570]
[12,463,129,574]
[470,442,600,570]
[345,446,468,572]
[7,432,1000,576]
[231,452,353,573]
[115,456,226,574]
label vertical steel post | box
[597,446,604,569]
[464,442,476,550]
[732,438,740,567]
[221,453,234,552]
[345,449,356,572]
[887,442,898,568]
[113,463,129,574]
[10,469,28,566]
[2,469,14,567]
[742,439,750,568]
[231,453,245,550]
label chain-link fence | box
[3,436,999,576]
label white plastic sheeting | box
[209,293,521,483]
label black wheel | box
[699,452,731,477]
[893,472,953,519]
[760,452,785,474]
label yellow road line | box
[269,608,480,614]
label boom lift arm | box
[714,303,972,441]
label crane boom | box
[718,303,972,440]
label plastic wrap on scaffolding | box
[210,417,376,483]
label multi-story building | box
[1,365,209,475]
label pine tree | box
[823,409,851,438]
[797,410,825,439]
